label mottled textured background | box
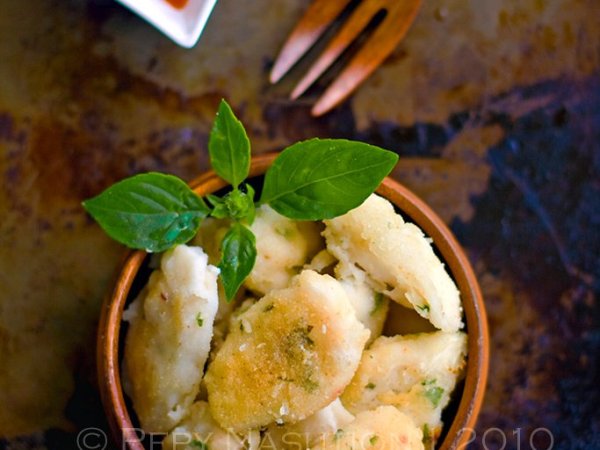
[0,0,598,449]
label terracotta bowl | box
[97,153,489,450]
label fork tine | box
[290,0,383,100]
[270,0,351,84]
[311,0,422,116]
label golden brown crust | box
[341,332,467,445]
[205,270,369,431]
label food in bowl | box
[122,245,220,431]
[119,193,466,449]
[89,100,486,449]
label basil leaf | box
[82,173,209,252]
[260,139,398,220]
[218,223,257,301]
[209,99,251,188]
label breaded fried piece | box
[323,194,462,332]
[162,401,259,450]
[305,250,389,344]
[205,270,370,431]
[123,245,219,432]
[336,262,389,346]
[312,406,424,450]
[341,332,467,444]
[260,399,354,449]
[245,205,322,295]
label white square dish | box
[116,0,218,48]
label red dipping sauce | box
[165,0,188,9]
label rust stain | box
[24,117,214,206]
[75,55,223,118]
[28,121,82,207]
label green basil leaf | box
[209,99,251,188]
[82,172,209,252]
[218,223,257,301]
[260,139,398,220]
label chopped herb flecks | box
[196,312,203,327]
[191,439,209,450]
[290,325,315,349]
[422,379,444,407]
[370,435,379,445]
[423,424,432,443]
[303,378,319,393]
[282,324,318,393]
[275,226,295,240]
[366,382,376,390]
[416,303,430,313]
[370,292,384,316]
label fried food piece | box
[336,262,389,346]
[123,245,219,432]
[260,399,354,449]
[245,205,322,295]
[162,401,259,450]
[341,332,467,444]
[305,250,389,344]
[312,406,424,450]
[323,194,462,332]
[205,270,370,431]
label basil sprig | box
[218,223,257,300]
[83,99,398,300]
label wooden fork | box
[270,0,423,116]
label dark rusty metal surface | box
[0,0,599,449]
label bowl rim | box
[97,153,489,450]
